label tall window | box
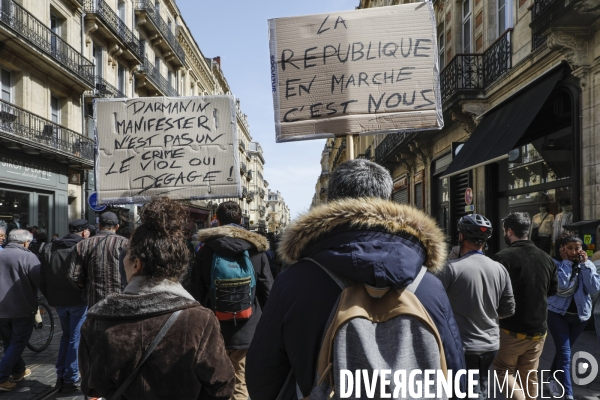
[462,0,472,53]
[118,64,126,95]
[497,0,512,36]
[155,0,160,15]
[168,70,173,87]
[155,56,160,72]
[50,95,60,124]
[438,30,445,69]
[93,44,102,78]
[168,18,172,32]
[1,68,11,102]
[118,0,125,22]
[50,14,59,55]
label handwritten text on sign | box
[269,3,442,142]
[95,96,240,204]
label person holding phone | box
[546,232,600,399]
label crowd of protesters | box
[0,159,599,399]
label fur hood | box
[279,197,447,272]
[197,225,269,252]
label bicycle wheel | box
[26,302,54,352]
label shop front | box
[442,65,582,255]
[0,149,69,237]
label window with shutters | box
[392,176,409,204]
[1,68,11,102]
[415,183,423,210]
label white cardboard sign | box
[269,3,442,142]
[95,96,240,204]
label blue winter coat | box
[246,198,466,400]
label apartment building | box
[315,0,599,254]
[267,190,291,234]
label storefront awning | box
[440,66,565,179]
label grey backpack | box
[305,258,448,400]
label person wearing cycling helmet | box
[438,214,515,399]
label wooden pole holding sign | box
[346,134,355,161]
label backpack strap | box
[406,265,427,293]
[302,258,350,290]
[109,310,182,400]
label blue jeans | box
[547,310,588,397]
[56,304,87,384]
[0,316,35,383]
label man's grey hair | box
[327,159,393,202]
[0,226,5,234]
[8,229,33,244]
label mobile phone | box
[578,254,585,263]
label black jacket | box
[0,243,41,318]
[40,233,86,307]
[246,198,466,400]
[492,240,558,334]
[188,225,273,350]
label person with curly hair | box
[546,232,600,399]
[78,197,235,400]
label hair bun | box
[140,197,188,235]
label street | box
[0,312,599,400]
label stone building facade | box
[315,0,600,254]
[0,0,283,235]
[267,190,291,234]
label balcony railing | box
[440,30,512,104]
[83,0,143,60]
[240,162,247,173]
[0,98,94,162]
[242,186,248,198]
[239,139,245,152]
[0,0,94,87]
[247,191,255,203]
[532,0,558,19]
[247,170,253,181]
[375,132,413,165]
[135,0,185,65]
[86,75,127,98]
[258,188,265,198]
[139,57,178,97]
[365,146,372,160]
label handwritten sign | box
[95,96,240,204]
[269,3,442,143]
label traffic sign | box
[465,188,473,205]
[88,192,107,212]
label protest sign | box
[95,96,240,204]
[269,3,442,143]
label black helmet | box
[458,214,493,242]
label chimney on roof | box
[213,56,221,67]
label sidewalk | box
[0,317,84,400]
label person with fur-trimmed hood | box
[246,159,466,400]
[189,201,273,400]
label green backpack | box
[209,250,256,325]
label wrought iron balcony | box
[240,162,247,174]
[532,0,558,20]
[258,188,265,198]
[138,57,178,97]
[247,170,253,181]
[239,139,245,152]
[86,75,127,98]
[375,132,414,165]
[0,98,94,165]
[247,191,255,203]
[440,30,512,104]
[135,0,185,66]
[242,186,248,198]
[0,0,94,87]
[365,146,372,160]
[259,206,266,216]
[83,0,144,61]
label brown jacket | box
[79,277,235,400]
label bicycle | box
[26,300,54,352]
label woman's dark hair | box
[558,231,582,247]
[216,201,242,225]
[128,197,189,282]
[35,229,48,243]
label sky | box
[177,0,360,219]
